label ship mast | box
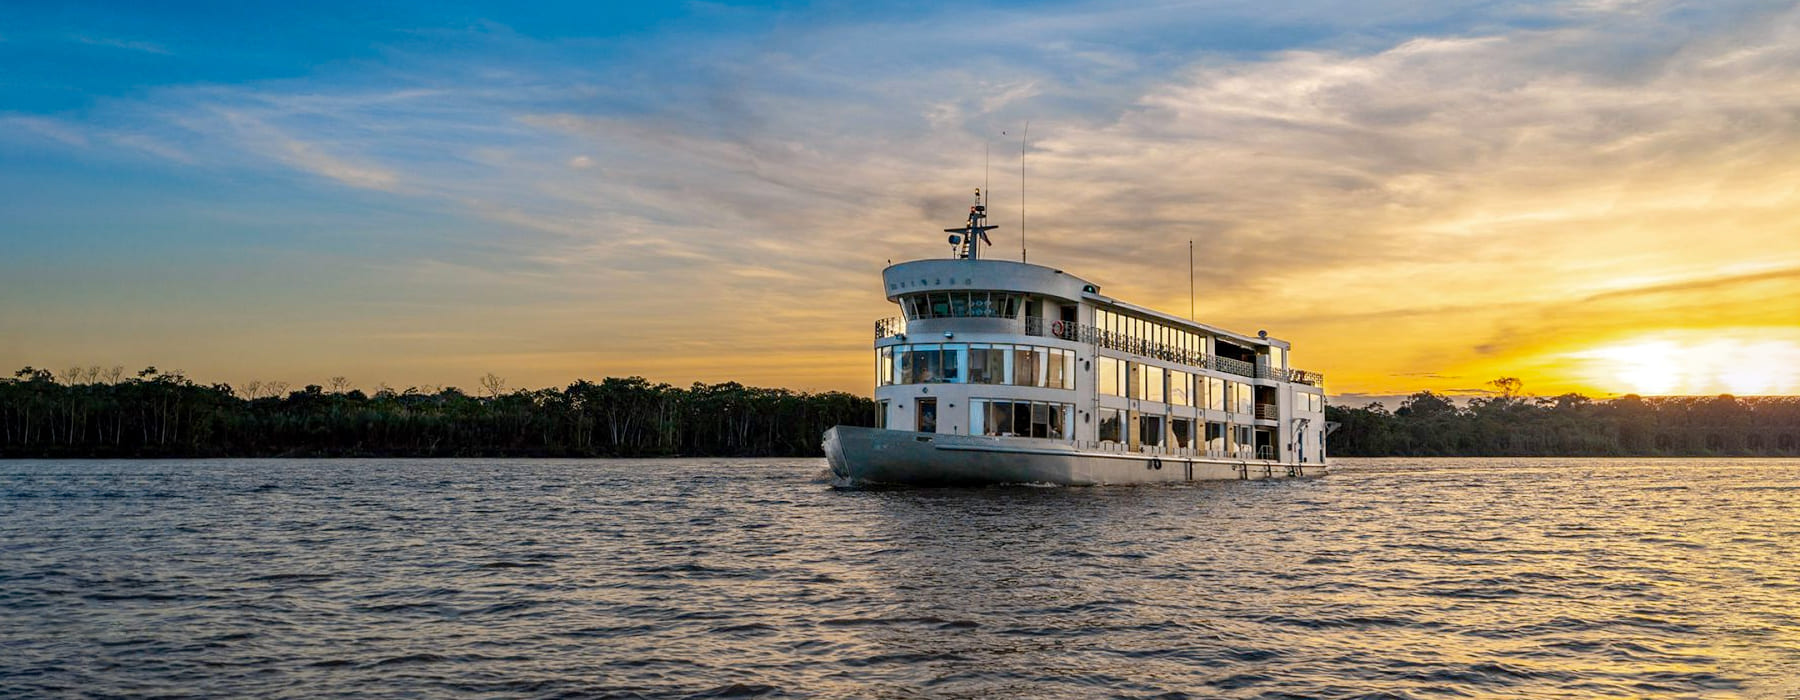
[944,188,999,260]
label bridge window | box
[900,291,1022,320]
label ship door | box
[916,398,937,434]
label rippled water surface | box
[5,458,1800,698]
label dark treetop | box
[1327,390,1800,457]
[1,367,876,458]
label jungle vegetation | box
[1325,378,1800,457]
[0,366,876,458]
[4,368,1795,458]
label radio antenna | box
[1189,240,1196,320]
[1020,120,1030,264]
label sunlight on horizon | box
[1568,330,1800,396]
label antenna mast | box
[1020,120,1029,264]
[1188,240,1195,320]
[945,189,998,260]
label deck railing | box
[1288,369,1324,386]
[893,314,1326,385]
[874,317,905,340]
[1079,441,1270,461]
[1206,356,1255,378]
[1027,318,1210,366]
[1255,404,1280,420]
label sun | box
[1569,330,1800,396]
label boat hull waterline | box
[824,425,1326,487]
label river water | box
[3,457,1799,698]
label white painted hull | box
[823,425,1326,487]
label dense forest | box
[0,367,876,458]
[1326,381,1800,457]
[4,367,1797,458]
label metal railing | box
[1027,318,1209,366]
[899,314,1326,386]
[1255,404,1280,420]
[1080,441,1271,460]
[1206,356,1255,378]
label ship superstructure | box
[825,191,1328,485]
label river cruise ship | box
[823,192,1329,486]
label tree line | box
[1326,378,1800,457]
[0,367,876,458]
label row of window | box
[971,399,1074,440]
[899,291,1023,321]
[1097,409,1257,450]
[1094,307,1285,371]
[878,344,1077,389]
[1095,308,1205,358]
[1098,356,1257,413]
[1294,389,1324,413]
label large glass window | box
[917,344,943,383]
[1012,347,1040,386]
[1099,409,1124,443]
[1169,370,1191,406]
[1205,422,1226,453]
[1141,365,1165,403]
[899,291,1024,320]
[1232,381,1254,414]
[1172,418,1193,448]
[968,344,995,384]
[1206,376,1226,411]
[890,343,1079,389]
[1140,415,1163,447]
[973,399,1072,440]
[891,344,966,384]
[878,347,894,387]
[1099,356,1122,396]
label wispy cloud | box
[73,35,170,55]
[5,0,1800,393]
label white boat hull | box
[823,425,1326,487]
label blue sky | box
[4,0,1799,397]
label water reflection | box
[2,458,1799,698]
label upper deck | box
[875,257,1322,386]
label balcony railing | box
[899,314,1326,386]
[1255,404,1280,420]
[1259,363,1326,386]
[1027,318,1209,366]
[1206,356,1255,378]
[1289,369,1324,386]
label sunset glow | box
[1569,332,1800,397]
[2,2,1798,400]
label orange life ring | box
[1050,320,1066,336]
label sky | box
[3,0,1799,402]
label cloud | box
[74,35,170,54]
[6,0,1800,393]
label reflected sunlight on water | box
[3,457,1799,698]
